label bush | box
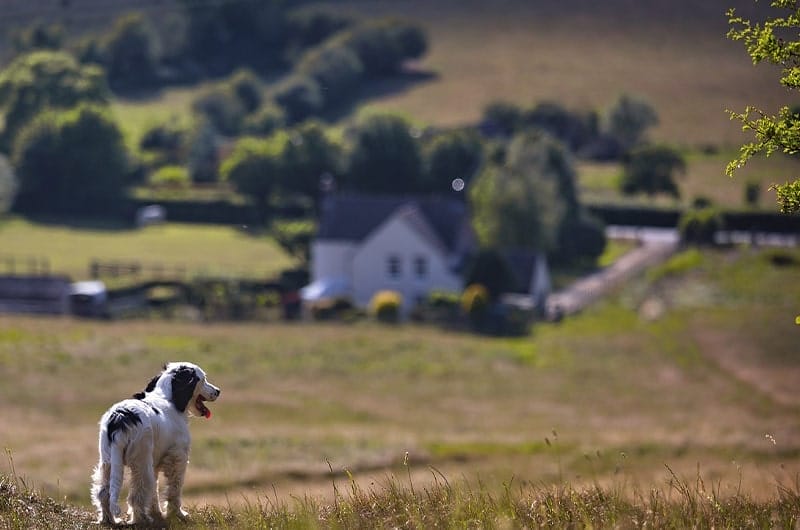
[243,104,285,136]
[553,212,607,265]
[370,290,403,323]
[296,42,364,107]
[678,207,724,246]
[12,104,128,215]
[149,165,190,189]
[461,283,489,320]
[273,75,324,123]
[0,155,16,214]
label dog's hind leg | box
[127,438,158,525]
[90,460,113,524]
[107,444,125,524]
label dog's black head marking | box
[170,365,200,413]
[106,406,142,443]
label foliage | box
[345,113,423,193]
[272,74,324,124]
[11,20,64,52]
[525,101,599,152]
[333,18,428,77]
[369,289,403,322]
[177,0,288,76]
[481,100,524,136]
[281,121,342,208]
[296,41,364,108]
[11,104,129,215]
[271,219,316,263]
[99,13,160,91]
[0,155,17,214]
[139,119,189,168]
[727,0,800,213]
[678,206,725,246]
[0,50,109,152]
[220,135,284,214]
[463,250,516,300]
[192,72,263,136]
[552,211,607,265]
[620,144,686,198]
[603,93,659,151]
[242,104,286,137]
[285,9,352,50]
[743,179,761,207]
[149,165,190,190]
[470,133,570,253]
[423,129,483,193]
[186,120,219,183]
[461,283,489,312]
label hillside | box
[1,0,784,148]
[315,0,781,147]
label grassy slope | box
[0,246,798,515]
[322,0,780,146]
[0,218,295,280]
[104,0,800,210]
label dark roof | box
[317,193,470,252]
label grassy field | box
[0,245,798,523]
[0,217,296,281]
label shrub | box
[273,74,324,123]
[744,179,761,207]
[678,207,724,246]
[243,104,285,136]
[370,290,403,323]
[461,284,489,316]
[149,165,190,189]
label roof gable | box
[317,193,471,253]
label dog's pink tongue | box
[203,409,211,419]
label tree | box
[281,122,342,209]
[178,0,288,75]
[220,135,284,218]
[603,94,659,151]
[101,13,160,90]
[469,164,565,253]
[0,50,109,152]
[423,129,483,194]
[296,42,364,108]
[470,131,605,264]
[0,155,17,214]
[345,114,423,193]
[727,1,800,213]
[619,145,685,198]
[12,105,129,215]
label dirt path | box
[546,230,679,317]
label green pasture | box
[1,245,798,512]
[0,217,296,281]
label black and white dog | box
[90,362,220,525]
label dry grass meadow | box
[1,247,798,518]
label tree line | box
[0,0,701,271]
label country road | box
[544,226,798,318]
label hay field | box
[1,247,798,510]
[321,0,784,148]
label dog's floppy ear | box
[170,365,200,413]
[132,373,161,400]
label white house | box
[302,194,477,313]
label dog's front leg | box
[161,452,190,520]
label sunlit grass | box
[0,217,296,280]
